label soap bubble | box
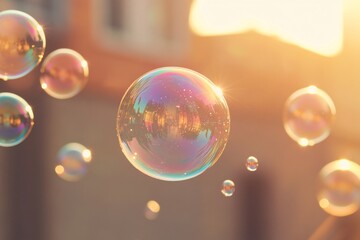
[317,159,360,217]
[144,200,160,220]
[55,143,92,182]
[0,10,46,80]
[283,86,336,147]
[40,48,89,99]
[222,180,235,197]
[246,156,258,171]
[0,92,34,147]
[116,67,230,181]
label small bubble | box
[317,159,360,217]
[246,156,259,171]
[55,143,92,182]
[221,180,235,197]
[283,86,336,146]
[40,49,89,99]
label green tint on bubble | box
[222,180,235,197]
[246,156,259,171]
[55,143,92,182]
[40,49,89,99]
[116,67,230,181]
[0,92,34,147]
[283,86,336,147]
[317,159,360,217]
[0,10,46,80]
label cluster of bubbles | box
[283,86,336,147]
[144,200,161,220]
[0,10,89,148]
[55,143,92,182]
[3,9,357,225]
[116,67,230,181]
[220,156,259,197]
[317,159,360,217]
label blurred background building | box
[1,0,360,239]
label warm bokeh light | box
[55,165,65,175]
[147,200,160,213]
[189,0,343,56]
[145,200,160,220]
[319,198,330,209]
[82,149,92,163]
[298,138,311,147]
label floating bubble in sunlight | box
[0,92,34,147]
[246,156,259,171]
[55,143,92,182]
[317,159,360,217]
[283,86,336,147]
[222,180,235,197]
[40,49,89,99]
[144,200,160,220]
[0,10,46,80]
[116,67,230,181]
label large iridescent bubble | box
[317,159,360,217]
[283,86,336,147]
[0,10,46,80]
[116,67,230,181]
[0,92,34,147]
[40,49,89,99]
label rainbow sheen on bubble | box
[317,159,360,217]
[116,67,230,181]
[246,156,259,171]
[0,92,34,147]
[40,49,89,99]
[55,143,92,182]
[222,180,235,197]
[0,10,46,80]
[283,86,336,147]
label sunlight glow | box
[189,0,343,56]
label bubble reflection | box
[117,67,230,181]
[0,92,34,147]
[0,10,46,80]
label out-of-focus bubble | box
[55,143,92,182]
[116,67,230,181]
[0,92,34,147]
[246,156,259,171]
[40,48,89,99]
[317,159,360,217]
[283,86,336,147]
[0,10,46,80]
[144,200,160,220]
[222,179,235,197]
